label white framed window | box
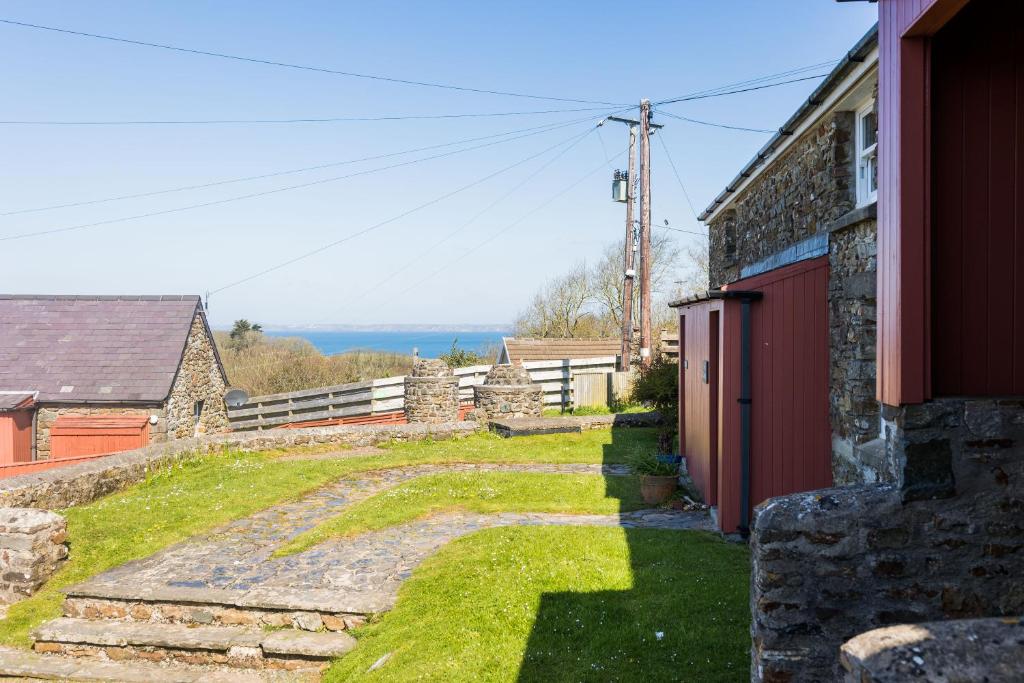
[855,99,878,206]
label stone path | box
[67,462,710,616]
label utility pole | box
[619,125,637,371]
[608,108,662,371]
[638,98,653,368]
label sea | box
[263,329,508,358]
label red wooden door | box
[50,416,150,458]
[680,301,722,506]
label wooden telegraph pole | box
[609,107,661,371]
[619,125,637,371]
[638,98,653,368]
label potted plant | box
[629,452,679,505]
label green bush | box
[440,339,486,368]
[632,357,679,453]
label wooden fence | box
[573,371,634,409]
[227,356,620,431]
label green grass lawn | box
[0,429,658,647]
[324,526,750,683]
[277,471,647,556]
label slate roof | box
[0,295,205,404]
[501,337,621,364]
[0,392,35,412]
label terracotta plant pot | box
[640,474,678,505]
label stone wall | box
[165,313,229,439]
[404,359,459,424]
[473,365,544,420]
[708,112,855,289]
[0,422,477,511]
[828,211,881,484]
[0,508,67,604]
[840,617,1024,682]
[749,398,1024,682]
[35,405,167,461]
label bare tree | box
[515,262,598,337]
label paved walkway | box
[69,463,711,614]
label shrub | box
[632,357,679,453]
[439,339,486,369]
[215,333,412,396]
[628,452,680,476]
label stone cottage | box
[675,2,1024,679]
[0,295,229,462]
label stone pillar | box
[404,358,459,424]
[0,508,68,603]
[473,364,544,420]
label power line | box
[387,145,627,300]
[342,122,599,306]
[653,60,837,103]
[657,224,708,238]
[209,121,612,295]
[0,106,613,126]
[655,131,701,223]
[0,18,626,106]
[0,112,616,217]
[654,109,775,134]
[0,115,609,242]
[654,73,830,106]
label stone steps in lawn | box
[31,618,355,672]
[62,588,371,634]
[0,645,312,682]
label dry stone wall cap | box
[411,358,452,378]
[484,364,532,386]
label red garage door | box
[50,416,150,458]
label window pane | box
[862,110,877,148]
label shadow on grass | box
[516,426,750,683]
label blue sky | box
[0,1,877,327]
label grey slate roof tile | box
[0,295,202,403]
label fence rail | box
[227,356,620,430]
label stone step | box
[32,618,356,671]
[62,591,369,633]
[0,645,314,682]
[488,417,583,437]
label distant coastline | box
[258,327,511,358]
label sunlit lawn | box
[325,526,750,682]
[277,471,647,556]
[0,428,658,647]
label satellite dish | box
[224,388,250,408]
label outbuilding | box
[0,295,229,462]
[672,26,879,533]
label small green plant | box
[632,357,679,453]
[440,339,486,369]
[628,452,679,477]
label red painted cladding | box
[726,257,832,532]
[50,416,150,459]
[877,0,969,406]
[677,256,832,533]
[0,411,33,464]
[930,0,1024,396]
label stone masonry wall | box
[404,359,459,424]
[708,112,855,289]
[165,313,229,439]
[0,508,67,604]
[35,405,167,461]
[473,364,544,420]
[829,215,880,484]
[750,398,1024,682]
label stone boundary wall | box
[839,617,1024,682]
[0,422,478,511]
[750,398,1024,682]
[0,508,67,604]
